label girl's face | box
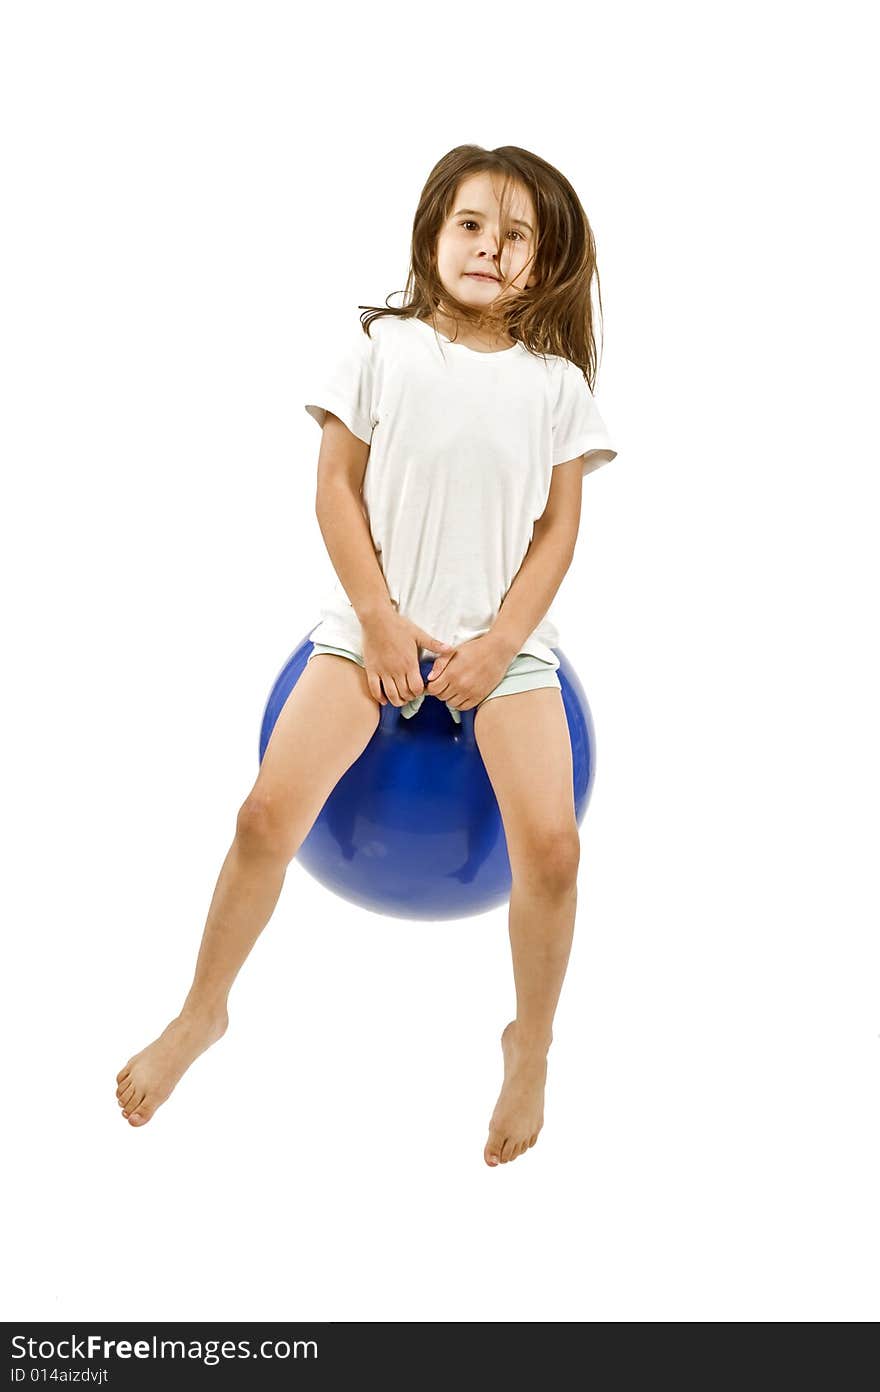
[434,171,539,310]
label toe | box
[117,1081,136,1104]
[122,1090,146,1119]
[127,1098,154,1126]
[484,1133,503,1167]
[116,1067,131,1084]
[500,1137,517,1163]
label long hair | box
[358,144,605,390]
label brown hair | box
[357,143,605,390]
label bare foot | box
[115,1007,229,1127]
[484,1020,550,1167]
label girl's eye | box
[460,220,524,241]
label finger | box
[406,669,426,698]
[382,675,404,707]
[366,672,386,706]
[428,653,455,681]
[421,632,457,655]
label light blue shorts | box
[307,643,560,725]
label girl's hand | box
[423,634,513,712]
[361,609,456,709]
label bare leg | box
[485,877,577,1165]
[506,878,577,1047]
[115,654,380,1126]
[473,687,580,1166]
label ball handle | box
[377,660,478,747]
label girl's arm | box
[315,414,394,625]
[488,456,584,659]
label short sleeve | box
[552,358,617,476]
[304,324,376,446]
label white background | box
[2,0,878,1323]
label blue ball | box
[259,636,596,920]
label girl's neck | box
[427,308,515,352]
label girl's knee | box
[515,830,580,894]
[235,794,294,859]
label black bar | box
[3,1323,559,1387]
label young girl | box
[115,144,617,1167]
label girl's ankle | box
[179,997,229,1029]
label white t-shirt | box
[304,313,617,667]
